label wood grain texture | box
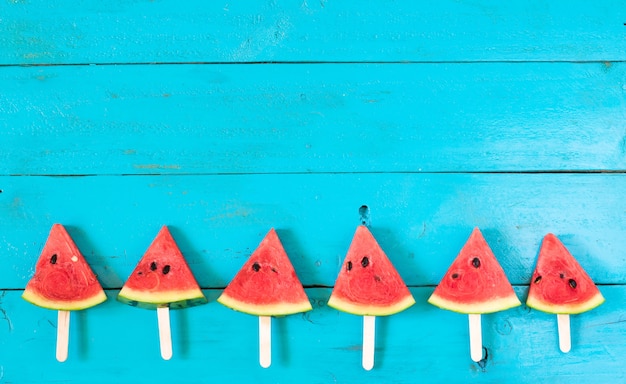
[2,1,626,382]
[1,173,623,288]
[0,287,623,383]
[1,0,625,65]
[2,63,626,175]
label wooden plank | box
[2,63,626,175]
[1,0,625,65]
[0,287,623,383]
[1,173,623,288]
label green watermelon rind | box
[427,293,521,315]
[327,294,415,317]
[217,292,312,316]
[117,286,207,310]
[22,288,107,311]
[526,290,605,315]
[117,226,208,310]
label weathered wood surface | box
[2,0,626,382]
[1,0,625,64]
[1,287,624,383]
[0,173,623,288]
[2,63,626,175]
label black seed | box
[150,261,157,271]
[569,279,577,289]
[252,262,261,272]
[162,265,171,275]
[346,261,353,271]
[534,275,542,284]
[271,267,278,273]
[361,256,369,267]
[451,273,459,279]
[472,257,481,268]
[559,273,564,279]
[137,271,143,275]
[50,254,58,264]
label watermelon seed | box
[150,261,158,271]
[252,262,261,272]
[162,265,171,275]
[451,273,459,279]
[346,261,353,271]
[137,271,143,275]
[559,273,564,279]
[361,256,369,267]
[271,267,278,273]
[374,275,381,282]
[534,276,542,284]
[471,257,480,268]
[50,254,58,264]
[569,279,577,289]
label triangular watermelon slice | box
[327,225,415,316]
[117,226,207,310]
[428,228,521,314]
[526,233,604,314]
[217,228,312,316]
[22,224,107,311]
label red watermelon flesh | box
[117,226,207,310]
[217,228,312,316]
[22,224,107,311]
[327,225,415,316]
[526,233,604,314]
[428,228,520,314]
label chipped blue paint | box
[1,0,625,382]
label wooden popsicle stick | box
[259,316,272,368]
[557,314,571,353]
[468,314,483,362]
[362,315,376,371]
[157,307,173,360]
[56,310,70,362]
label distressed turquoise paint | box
[1,0,625,64]
[2,63,625,175]
[2,0,626,382]
[0,288,624,383]
[0,173,623,288]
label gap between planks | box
[2,60,626,68]
[4,170,626,178]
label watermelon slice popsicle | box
[428,228,521,362]
[327,225,415,371]
[117,226,207,360]
[22,224,107,362]
[217,228,312,368]
[526,234,604,353]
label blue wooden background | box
[2,1,626,382]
